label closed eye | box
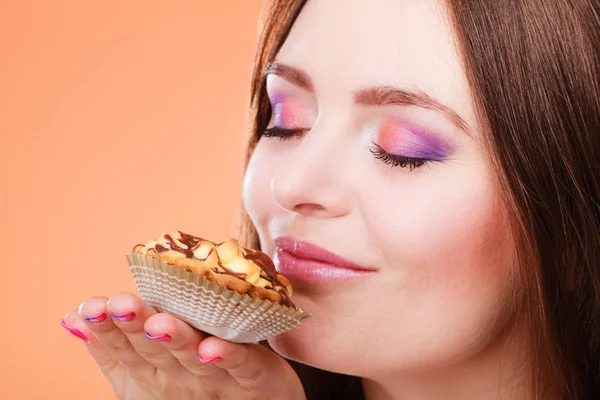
[369,143,433,171]
[261,126,306,140]
[261,127,436,172]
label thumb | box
[198,336,305,400]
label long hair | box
[239,1,600,398]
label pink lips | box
[273,237,377,283]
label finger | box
[61,310,125,398]
[144,313,231,382]
[106,292,184,373]
[78,295,154,377]
[199,336,298,396]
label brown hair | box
[239,1,600,399]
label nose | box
[271,125,352,219]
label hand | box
[61,292,306,400]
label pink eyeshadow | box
[270,97,313,129]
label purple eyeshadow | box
[378,120,453,161]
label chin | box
[268,315,352,375]
[268,318,313,362]
[268,312,338,372]
[268,292,362,372]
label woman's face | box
[243,0,518,378]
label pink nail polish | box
[199,356,222,364]
[145,332,171,342]
[84,313,107,323]
[110,312,135,322]
[60,319,88,342]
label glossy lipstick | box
[273,237,377,283]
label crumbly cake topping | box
[132,231,294,308]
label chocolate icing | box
[164,234,194,258]
[244,249,294,308]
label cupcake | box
[126,231,310,343]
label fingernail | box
[60,319,88,342]
[83,313,107,323]
[199,356,222,364]
[145,332,171,342]
[110,312,135,322]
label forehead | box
[275,0,476,128]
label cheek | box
[344,169,519,373]
[362,167,516,299]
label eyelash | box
[369,143,430,171]
[261,126,306,140]
[261,126,431,171]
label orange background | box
[0,1,263,398]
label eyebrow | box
[265,62,469,134]
[265,62,314,92]
[354,86,470,133]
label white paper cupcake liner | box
[126,253,311,343]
